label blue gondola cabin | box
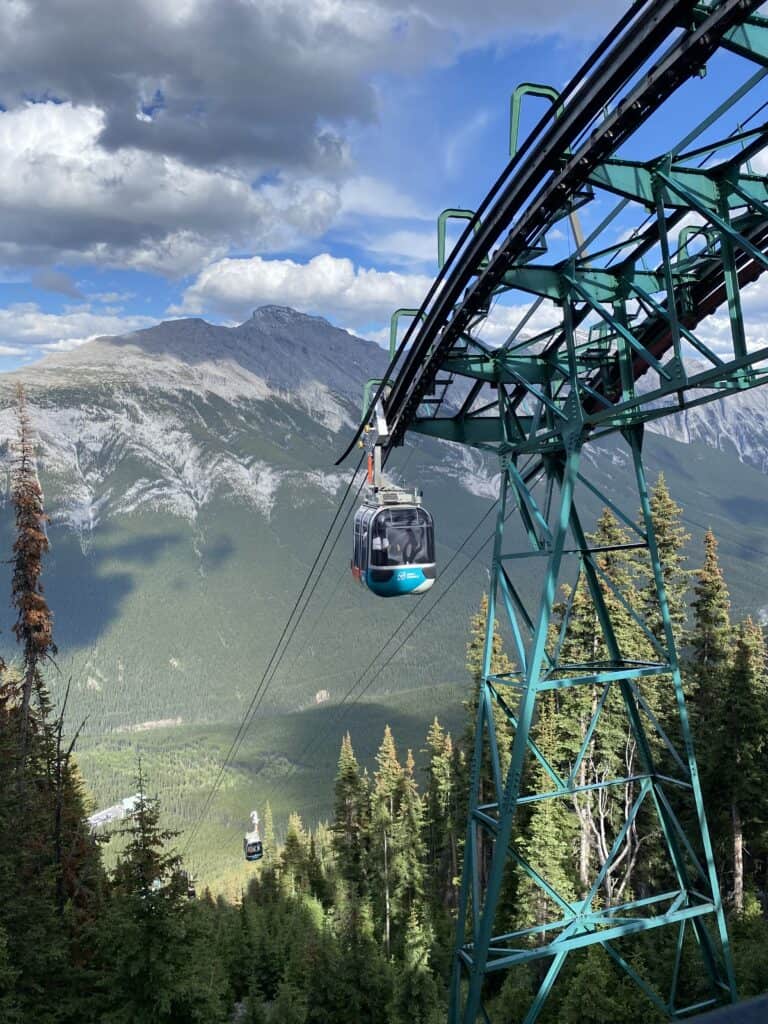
[352,497,435,597]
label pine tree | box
[273,979,308,1024]
[687,529,734,865]
[332,732,369,896]
[423,717,458,911]
[387,906,443,1024]
[519,690,577,925]
[718,618,768,911]
[689,529,732,679]
[0,397,105,1024]
[261,801,277,873]
[555,946,663,1024]
[0,924,21,1023]
[465,594,515,780]
[636,473,690,646]
[458,595,516,897]
[281,812,310,897]
[371,724,404,957]
[391,749,427,938]
[99,768,229,1023]
[550,509,649,901]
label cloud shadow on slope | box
[0,524,190,651]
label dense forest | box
[3,387,768,1023]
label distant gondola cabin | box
[244,810,263,862]
[244,838,263,862]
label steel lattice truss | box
[339,1,768,1020]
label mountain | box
[1,306,768,882]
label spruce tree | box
[0,394,104,1024]
[687,529,733,862]
[519,689,577,925]
[0,923,21,1023]
[718,618,768,911]
[549,509,649,901]
[261,801,277,873]
[459,594,516,896]
[391,749,427,937]
[636,473,690,646]
[423,717,457,911]
[465,594,515,781]
[387,906,443,1024]
[99,769,229,1023]
[371,724,404,957]
[332,732,369,896]
[689,529,732,679]
[281,812,310,897]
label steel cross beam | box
[449,425,736,1023]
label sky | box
[0,0,765,371]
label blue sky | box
[0,0,764,371]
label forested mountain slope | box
[1,306,768,882]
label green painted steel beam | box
[411,345,768,451]
[588,159,768,211]
[688,5,768,66]
[501,262,667,301]
[478,903,719,971]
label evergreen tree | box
[491,962,534,1021]
[0,400,105,1024]
[636,473,690,646]
[281,812,310,897]
[332,732,369,895]
[99,770,229,1023]
[458,594,516,898]
[391,749,427,937]
[549,509,650,902]
[371,724,404,957]
[306,899,391,1024]
[465,594,515,781]
[0,923,21,1023]
[687,529,734,867]
[519,689,577,925]
[717,618,768,911]
[423,717,458,911]
[10,383,56,747]
[273,979,308,1023]
[387,906,443,1024]
[689,530,732,676]
[261,801,277,873]
[554,946,663,1024]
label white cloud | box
[0,101,435,276]
[475,299,564,346]
[338,176,432,221]
[0,303,155,354]
[364,228,438,265]
[178,252,433,327]
[0,1,617,176]
[0,101,343,274]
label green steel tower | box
[341,1,768,1019]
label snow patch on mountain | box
[437,445,500,500]
[647,394,768,474]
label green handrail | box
[509,82,562,158]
